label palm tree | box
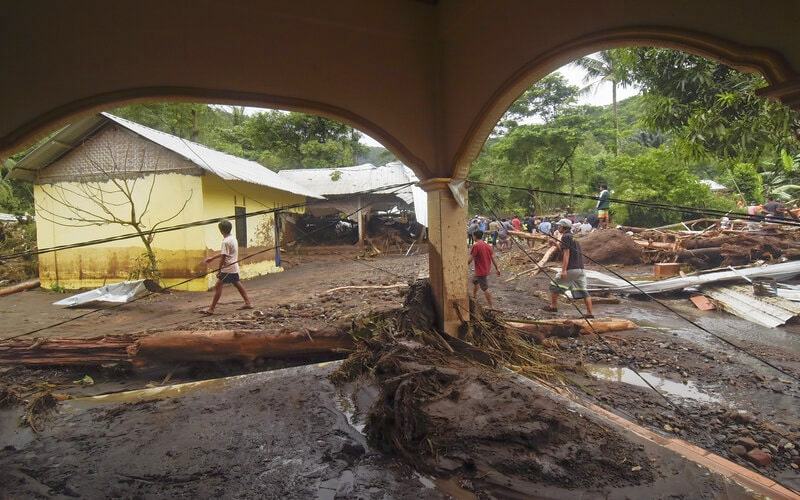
[575,50,633,155]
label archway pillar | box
[420,177,469,336]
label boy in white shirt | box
[200,219,253,314]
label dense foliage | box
[3,48,798,228]
[470,48,799,226]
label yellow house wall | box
[35,173,209,291]
[200,176,306,289]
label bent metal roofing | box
[10,113,323,199]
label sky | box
[236,57,642,148]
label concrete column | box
[420,178,469,336]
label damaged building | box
[278,162,427,247]
[9,113,321,290]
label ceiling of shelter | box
[2,0,799,180]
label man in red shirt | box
[511,215,522,231]
[468,230,501,308]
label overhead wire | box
[0,182,414,342]
[472,188,682,409]
[469,179,800,228]
[470,180,800,383]
[0,182,415,262]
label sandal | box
[198,309,216,315]
[583,314,595,319]
[542,306,558,313]
[237,304,254,310]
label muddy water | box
[586,364,721,403]
[622,297,800,352]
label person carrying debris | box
[200,219,253,315]
[596,184,611,229]
[468,230,500,308]
[544,219,594,318]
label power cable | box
[473,189,682,410]
[0,182,415,262]
[469,180,800,228]
[0,182,414,342]
[471,181,800,383]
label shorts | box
[597,209,609,220]
[472,275,489,291]
[218,272,241,284]
[549,269,588,299]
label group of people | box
[469,218,594,316]
[466,184,612,315]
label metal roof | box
[278,161,427,226]
[278,162,415,197]
[9,113,323,199]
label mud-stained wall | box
[200,176,307,289]
[35,171,207,290]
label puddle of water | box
[587,364,720,404]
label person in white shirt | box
[200,219,253,315]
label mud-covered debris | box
[0,386,22,408]
[24,391,58,432]
[331,279,655,494]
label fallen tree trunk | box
[633,239,676,250]
[0,279,40,298]
[0,335,136,365]
[506,318,638,338]
[128,327,355,365]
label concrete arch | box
[449,26,800,180]
[0,86,434,180]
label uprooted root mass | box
[331,279,654,493]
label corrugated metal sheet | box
[703,284,800,328]
[583,261,800,294]
[10,113,323,199]
[101,114,322,199]
[278,161,428,226]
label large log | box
[0,279,40,297]
[0,335,135,365]
[128,327,355,365]
[506,318,638,337]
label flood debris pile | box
[579,229,645,265]
[617,221,800,269]
[332,279,655,494]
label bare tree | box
[35,137,193,280]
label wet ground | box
[2,244,800,496]
[0,362,767,499]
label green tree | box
[499,73,580,131]
[243,111,366,169]
[575,50,635,155]
[624,48,799,164]
[604,149,733,226]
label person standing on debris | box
[596,184,611,229]
[200,219,253,315]
[468,230,500,308]
[544,219,594,318]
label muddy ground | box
[2,243,800,496]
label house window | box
[234,206,247,248]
